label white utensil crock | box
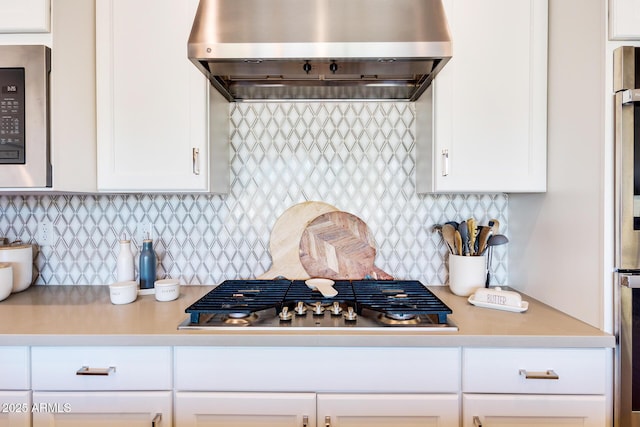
[448,254,486,297]
[0,244,33,293]
[0,263,13,301]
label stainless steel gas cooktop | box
[178,279,457,331]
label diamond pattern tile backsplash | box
[0,102,508,286]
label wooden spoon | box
[476,226,492,255]
[454,230,463,256]
[441,223,457,254]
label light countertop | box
[0,284,614,348]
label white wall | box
[509,0,608,329]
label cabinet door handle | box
[76,366,116,376]
[519,369,559,380]
[192,147,200,175]
[151,413,162,426]
[325,415,331,427]
[473,415,483,427]
[441,148,449,176]
[302,415,308,427]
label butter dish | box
[468,287,528,313]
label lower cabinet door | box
[175,392,316,427]
[32,391,172,427]
[317,393,460,427]
[0,391,31,427]
[463,394,607,426]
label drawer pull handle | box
[473,416,483,427]
[152,413,162,426]
[325,415,331,427]
[76,366,116,376]
[302,415,308,427]
[519,369,559,380]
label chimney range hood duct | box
[188,0,452,101]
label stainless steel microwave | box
[0,45,51,188]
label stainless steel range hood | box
[188,0,452,101]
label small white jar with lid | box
[154,278,180,302]
[109,280,138,305]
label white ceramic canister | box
[0,244,33,293]
[109,280,138,305]
[154,278,180,302]
[0,263,13,302]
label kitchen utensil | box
[0,263,13,302]
[258,201,338,280]
[441,223,457,254]
[489,218,500,235]
[476,226,492,255]
[458,221,469,255]
[299,211,393,280]
[454,230,463,256]
[467,218,477,255]
[0,243,33,293]
[305,278,338,298]
[484,234,509,287]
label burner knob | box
[295,301,307,316]
[312,302,325,316]
[343,306,357,321]
[329,301,343,316]
[279,306,293,321]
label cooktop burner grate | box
[184,279,453,327]
[185,279,289,323]
[284,280,355,305]
[351,280,452,324]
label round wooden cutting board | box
[258,201,338,280]
[299,211,393,280]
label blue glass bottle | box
[139,238,156,291]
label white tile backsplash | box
[0,102,507,285]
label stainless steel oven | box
[615,45,640,427]
[0,45,51,188]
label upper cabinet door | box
[610,0,640,39]
[0,0,50,33]
[96,0,228,193]
[417,0,548,193]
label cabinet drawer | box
[462,348,607,394]
[0,347,29,390]
[175,347,460,393]
[31,346,171,391]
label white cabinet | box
[96,0,229,193]
[463,394,606,427]
[0,347,30,427]
[416,0,548,193]
[609,0,640,40]
[175,347,461,426]
[31,346,173,427]
[0,391,30,427]
[32,391,171,427]
[175,392,316,427]
[175,392,459,427]
[461,348,609,426]
[0,0,50,33]
[317,393,459,427]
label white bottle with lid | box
[116,237,135,282]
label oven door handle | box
[620,274,640,288]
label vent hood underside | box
[188,0,452,101]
